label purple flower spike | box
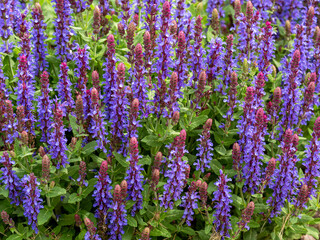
[102,34,117,118]
[0,0,14,53]
[3,100,18,145]
[31,3,48,76]
[132,43,149,117]
[212,170,232,240]
[38,71,53,144]
[16,55,35,136]
[125,137,144,216]
[242,108,268,194]
[181,180,200,226]
[194,119,213,172]
[74,44,91,95]
[108,184,127,240]
[110,63,129,155]
[53,0,74,61]
[175,31,188,89]
[160,129,188,209]
[267,129,299,218]
[49,102,69,169]
[0,152,21,206]
[93,161,112,221]
[89,87,109,154]
[58,62,74,114]
[21,173,43,234]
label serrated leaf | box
[113,151,129,167]
[38,208,53,225]
[69,115,79,136]
[150,226,171,238]
[181,227,196,235]
[209,159,222,175]
[127,215,137,227]
[46,186,66,198]
[215,145,226,156]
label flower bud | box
[211,8,219,34]
[265,157,276,183]
[92,71,100,91]
[185,164,190,180]
[291,50,300,71]
[314,26,320,41]
[39,146,46,157]
[114,184,122,202]
[245,86,254,103]
[170,20,177,37]
[306,6,315,28]
[296,184,309,209]
[284,129,293,146]
[232,143,241,171]
[141,227,150,240]
[242,58,249,76]
[314,116,320,138]
[231,71,238,88]
[91,87,99,105]
[285,20,291,37]
[198,70,207,93]
[21,131,28,145]
[9,151,15,158]
[120,180,127,200]
[273,87,281,106]
[151,169,160,190]
[118,23,125,37]
[272,65,277,78]
[42,155,50,182]
[172,111,180,126]
[1,211,14,228]
[154,152,162,170]
[133,14,139,25]
[99,161,108,179]
[79,161,86,185]
[199,181,208,206]
[256,72,265,89]
[70,137,77,150]
[50,181,55,189]
[203,173,211,181]
[93,6,101,35]
[84,217,96,235]
[246,1,253,22]
[240,201,255,227]
[75,95,84,121]
[304,81,315,107]
[234,0,241,18]
[74,214,82,227]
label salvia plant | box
[1,0,320,240]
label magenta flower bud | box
[74,214,82,227]
[120,180,128,201]
[264,157,275,183]
[126,86,134,104]
[234,0,241,18]
[283,129,293,147]
[291,50,300,75]
[1,211,14,228]
[78,161,87,187]
[151,169,160,191]
[143,31,152,74]
[273,87,281,106]
[117,63,126,84]
[128,98,140,140]
[91,88,99,105]
[185,164,191,180]
[70,137,77,150]
[238,201,255,230]
[230,72,238,88]
[38,146,46,158]
[114,184,122,202]
[126,22,136,64]
[172,111,180,126]
[256,72,265,89]
[133,14,139,25]
[84,217,97,236]
[141,227,150,240]
[246,1,253,22]
[92,71,100,93]
[245,87,254,103]
[306,6,315,28]
[305,82,315,105]
[163,1,171,18]
[296,184,309,210]
[232,142,241,172]
[93,6,101,35]
[314,26,320,41]
[118,23,125,37]
[42,155,50,182]
[75,95,84,123]
[256,108,267,126]
[21,131,28,145]
[292,133,299,148]
[154,152,162,170]
[170,20,177,38]
[314,117,320,138]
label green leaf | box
[141,135,163,147]
[82,178,98,198]
[127,215,137,227]
[181,227,196,235]
[248,220,260,228]
[243,230,257,240]
[38,207,53,225]
[113,151,129,168]
[209,159,222,175]
[68,193,82,204]
[69,115,79,136]
[122,226,135,240]
[306,226,319,239]
[150,226,171,238]
[0,185,8,197]
[82,141,97,157]
[6,236,23,240]
[188,115,208,131]
[231,194,244,209]
[139,156,152,165]
[215,145,226,156]
[46,186,66,198]
[58,214,75,226]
